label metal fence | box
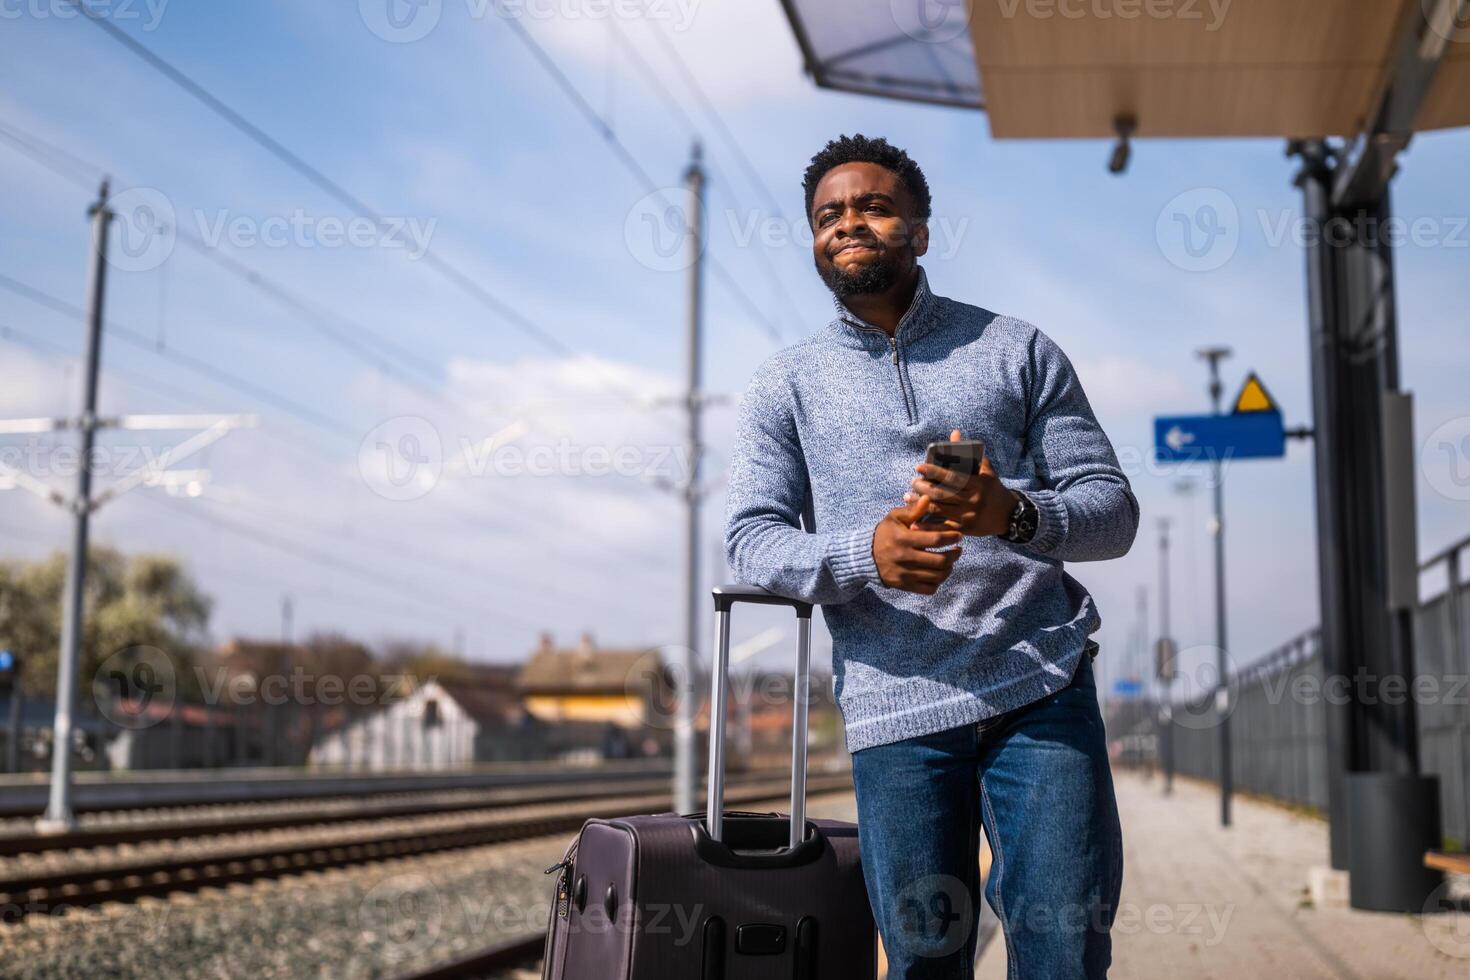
[1159,534,1470,845]
[1416,540,1470,845]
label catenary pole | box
[38,180,113,834]
[1158,516,1174,796]
[675,144,706,817]
[1196,345,1232,828]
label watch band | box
[1004,492,1039,544]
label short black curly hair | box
[802,134,932,225]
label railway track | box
[0,762,677,819]
[0,770,793,858]
[0,773,851,912]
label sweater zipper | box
[840,305,921,424]
[886,333,917,424]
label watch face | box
[1007,494,1038,543]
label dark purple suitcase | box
[541,585,877,979]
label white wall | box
[308,680,479,770]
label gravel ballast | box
[1,792,858,979]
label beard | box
[816,248,902,297]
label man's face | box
[810,161,928,297]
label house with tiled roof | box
[516,631,674,733]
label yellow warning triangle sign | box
[1233,372,1278,414]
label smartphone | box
[916,439,985,526]
[925,438,985,476]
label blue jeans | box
[850,651,1122,979]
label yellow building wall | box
[524,694,644,727]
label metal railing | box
[1413,532,1470,844]
[1151,532,1470,843]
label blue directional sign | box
[1113,679,1144,699]
[1155,370,1288,463]
[1153,411,1285,463]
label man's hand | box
[902,429,1020,537]
[871,496,964,595]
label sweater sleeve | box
[1017,328,1140,562]
[723,361,882,605]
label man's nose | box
[836,206,868,237]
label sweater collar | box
[823,266,941,350]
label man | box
[723,135,1138,978]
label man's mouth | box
[833,241,880,258]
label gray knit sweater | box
[723,267,1139,753]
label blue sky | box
[1,1,1467,696]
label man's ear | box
[912,220,930,258]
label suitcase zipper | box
[541,844,578,975]
[546,835,579,916]
[544,858,572,918]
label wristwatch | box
[1003,492,1039,544]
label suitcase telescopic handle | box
[706,584,814,848]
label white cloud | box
[0,347,68,417]
[1074,354,1194,424]
[522,2,805,107]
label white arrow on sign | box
[1165,425,1197,452]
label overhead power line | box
[182,553,493,636]
[1,319,223,412]
[492,9,788,345]
[0,120,102,187]
[0,319,344,472]
[1,122,687,470]
[64,4,564,354]
[139,491,540,630]
[205,485,672,611]
[1,322,678,608]
[640,17,791,224]
[61,3,688,420]
[0,117,625,434]
[603,21,808,338]
[0,272,359,438]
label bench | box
[1424,850,1470,876]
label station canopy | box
[777,0,984,108]
[778,0,1470,138]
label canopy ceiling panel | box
[971,0,1400,137]
[778,0,1470,138]
[1416,41,1470,131]
[970,0,1470,138]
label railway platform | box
[3,774,1467,978]
[977,772,1470,980]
